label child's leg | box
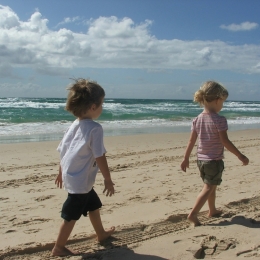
[207,186,222,217]
[88,209,115,242]
[188,184,216,226]
[51,220,77,256]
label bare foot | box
[187,214,201,227]
[51,246,79,257]
[208,209,222,217]
[97,226,115,243]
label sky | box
[0,0,260,101]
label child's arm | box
[180,130,198,172]
[55,164,63,189]
[219,130,249,165]
[96,154,115,197]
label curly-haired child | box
[181,81,249,226]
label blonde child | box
[52,79,115,256]
[180,81,249,226]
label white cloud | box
[220,21,258,31]
[0,5,19,29]
[0,5,260,75]
[250,62,260,73]
[55,16,80,27]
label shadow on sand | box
[81,246,168,260]
[207,215,260,228]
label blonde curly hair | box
[194,81,228,106]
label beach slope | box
[0,130,260,259]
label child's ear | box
[91,104,97,111]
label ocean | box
[0,97,260,143]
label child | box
[51,79,115,257]
[180,81,249,226]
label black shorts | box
[61,188,102,221]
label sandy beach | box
[0,129,260,259]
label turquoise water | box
[0,97,260,143]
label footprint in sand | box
[25,189,44,193]
[34,195,54,201]
[129,195,142,201]
[166,214,188,223]
[5,229,16,233]
[24,229,40,234]
[13,218,50,227]
[236,244,260,257]
[189,235,237,259]
[0,197,9,201]
[151,196,159,202]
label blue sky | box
[0,0,260,100]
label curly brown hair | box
[65,78,105,117]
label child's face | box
[91,97,104,119]
[215,97,226,112]
[79,97,104,120]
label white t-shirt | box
[57,119,106,194]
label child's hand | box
[103,179,115,197]
[180,158,189,172]
[55,168,63,189]
[55,174,63,188]
[238,154,249,165]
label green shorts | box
[197,160,224,185]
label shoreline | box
[0,129,260,259]
[0,123,260,144]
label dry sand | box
[0,129,260,259]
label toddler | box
[52,79,115,256]
[181,81,249,226]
